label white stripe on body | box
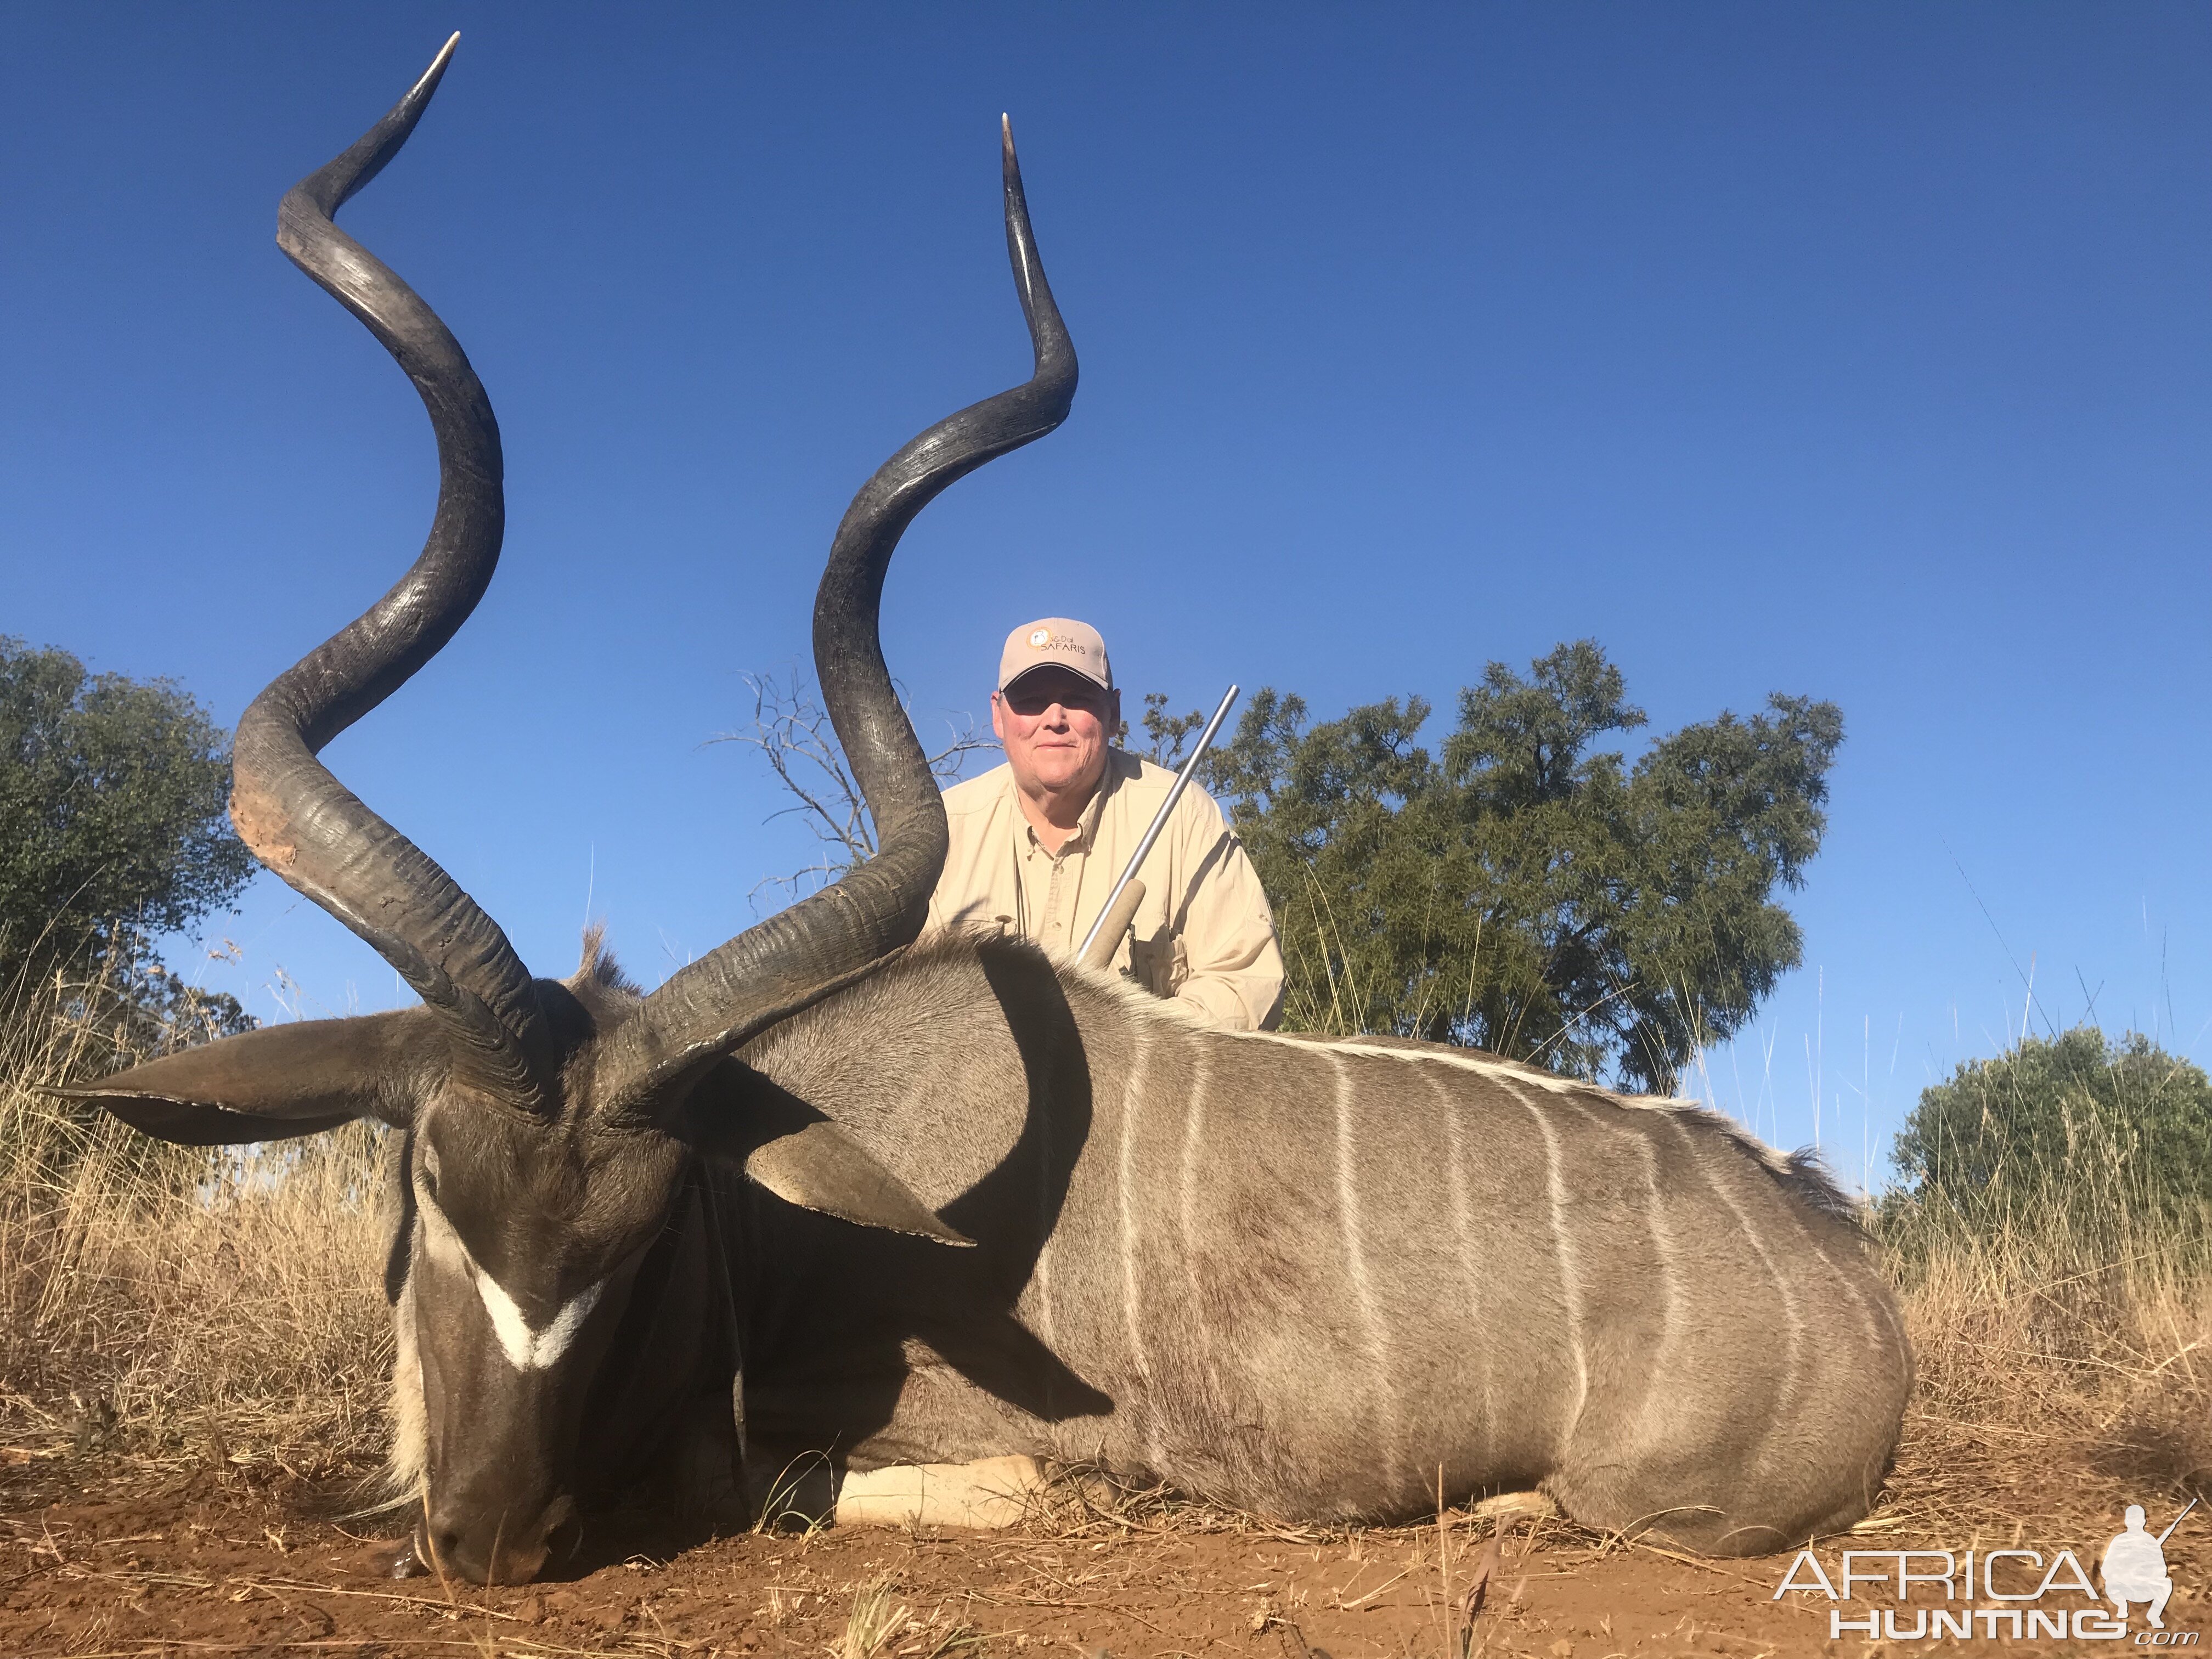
[1032,1077,1057,1346]
[1330,1053,1402,1494]
[1430,1066,1493,1460]
[1178,1043,1216,1385]
[1498,1077,1589,1431]
[1805,1204,1908,1403]
[1031,1237,1056,1345]
[1663,1114,1803,1434]
[1638,1126,1681,1358]
[416,1189,606,1372]
[1620,1108,1680,1453]
[1115,1026,1164,1468]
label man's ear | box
[44,1008,442,1146]
[685,1061,973,1248]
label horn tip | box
[410,31,461,101]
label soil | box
[1,1450,2204,1658]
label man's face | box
[992,668,1119,801]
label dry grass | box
[1869,1215,2212,1545]
[0,958,390,1474]
[2,956,2209,1555]
[1864,1036,2212,1536]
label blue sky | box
[5,4,2205,1183]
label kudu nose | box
[419,1495,572,1585]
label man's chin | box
[1031,762,1096,794]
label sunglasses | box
[1001,680,1111,719]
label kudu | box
[61,40,1911,1581]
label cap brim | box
[1001,663,1113,695]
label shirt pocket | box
[1123,884,1187,997]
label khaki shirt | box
[925,751,1285,1031]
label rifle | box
[1076,684,1240,969]
[2158,1498,2198,1546]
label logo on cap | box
[1000,617,1111,692]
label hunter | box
[926,618,1285,1030]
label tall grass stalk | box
[0,951,388,1467]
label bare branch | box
[710,667,996,909]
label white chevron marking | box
[416,1188,605,1372]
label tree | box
[1127,693,1206,766]
[1883,1029,2212,1259]
[0,637,255,1013]
[1201,640,1842,1092]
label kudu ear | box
[45,1008,441,1146]
[742,1120,976,1248]
[685,1063,974,1248]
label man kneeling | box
[926,617,1283,1031]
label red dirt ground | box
[1,1451,2204,1657]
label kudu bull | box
[61,40,1910,1581]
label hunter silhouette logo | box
[2104,1498,2193,1630]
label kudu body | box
[62,41,1910,1581]
[731,943,1909,1555]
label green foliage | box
[1135,693,1206,766]
[0,639,256,1051]
[1201,640,1842,1092]
[0,637,255,980]
[1881,1028,2212,1266]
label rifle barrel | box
[1075,684,1240,964]
[2157,1497,2198,1545]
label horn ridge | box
[603,119,1079,1103]
[231,36,550,1107]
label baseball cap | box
[998,618,1113,693]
